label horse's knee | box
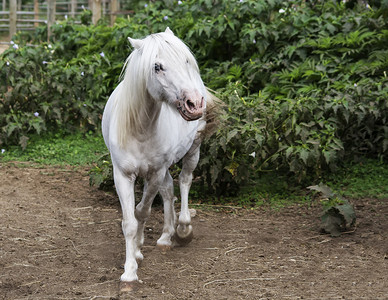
[179,171,193,186]
[135,204,151,222]
[122,219,138,238]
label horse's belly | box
[111,139,191,179]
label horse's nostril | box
[186,99,196,111]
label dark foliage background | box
[1,0,387,195]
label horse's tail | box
[201,88,224,139]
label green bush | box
[1,0,387,195]
[194,0,388,194]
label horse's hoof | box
[119,280,138,293]
[174,226,194,246]
[156,243,172,252]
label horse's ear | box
[128,37,144,50]
[165,27,175,36]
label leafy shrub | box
[308,183,356,237]
[1,0,387,196]
[196,0,388,194]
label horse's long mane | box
[113,32,201,148]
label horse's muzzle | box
[176,91,204,121]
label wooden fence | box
[0,0,122,40]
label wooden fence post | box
[47,0,56,41]
[34,0,39,27]
[71,0,77,18]
[91,0,101,25]
[110,0,118,26]
[2,0,6,11]
[9,0,17,39]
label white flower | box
[1,149,5,154]
[81,5,85,9]
[279,8,286,13]
[144,4,148,8]
[163,16,169,21]
[178,0,182,4]
[253,39,256,44]
[6,61,10,66]
[249,152,256,158]
[34,112,39,117]
[83,104,87,107]
[239,0,244,2]
[10,41,14,45]
[354,83,357,87]
[42,61,48,64]
[100,52,105,58]
[13,44,19,49]
[65,15,68,20]
[81,71,84,76]
[48,44,52,49]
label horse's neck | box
[133,94,198,148]
[133,93,162,138]
[144,94,162,127]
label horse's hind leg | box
[175,146,200,246]
[157,170,177,251]
[134,169,166,257]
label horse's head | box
[128,28,206,121]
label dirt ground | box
[0,164,387,300]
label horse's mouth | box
[176,92,204,121]
[177,107,202,121]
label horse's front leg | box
[175,146,200,245]
[113,167,138,292]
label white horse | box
[102,28,213,292]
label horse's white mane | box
[113,30,201,148]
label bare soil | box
[0,164,387,300]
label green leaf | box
[299,148,309,164]
[321,210,343,237]
[285,147,293,159]
[307,183,335,198]
[323,150,335,164]
[320,202,356,237]
[336,202,356,227]
[226,129,239,144]
[19,135,29,150]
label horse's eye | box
[155,63,164,73]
